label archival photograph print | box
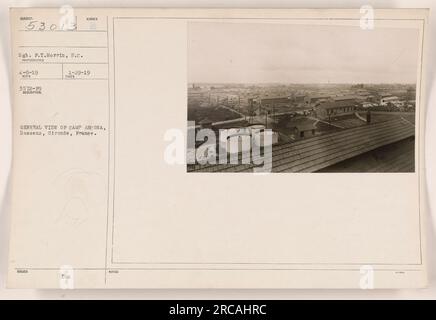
[187,22,419,173]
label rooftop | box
[317,100,357,110]
[333,96,358,101]
[188,118,415,173]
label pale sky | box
[188,22,420,84]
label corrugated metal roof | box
[187,118,414,173]
[367,140,414,172]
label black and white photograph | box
[187,22,419,173]
[1,4,433,297]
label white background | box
[0,0,435,299]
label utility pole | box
[266,110,268,128]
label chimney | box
[366,110,371,124]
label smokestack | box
[366,110,371,124]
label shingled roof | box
[187,118,415,173]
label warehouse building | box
[316,100,357,120]
[380,96,401,106]
[304,95,330,106]
[260,96,292,110]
